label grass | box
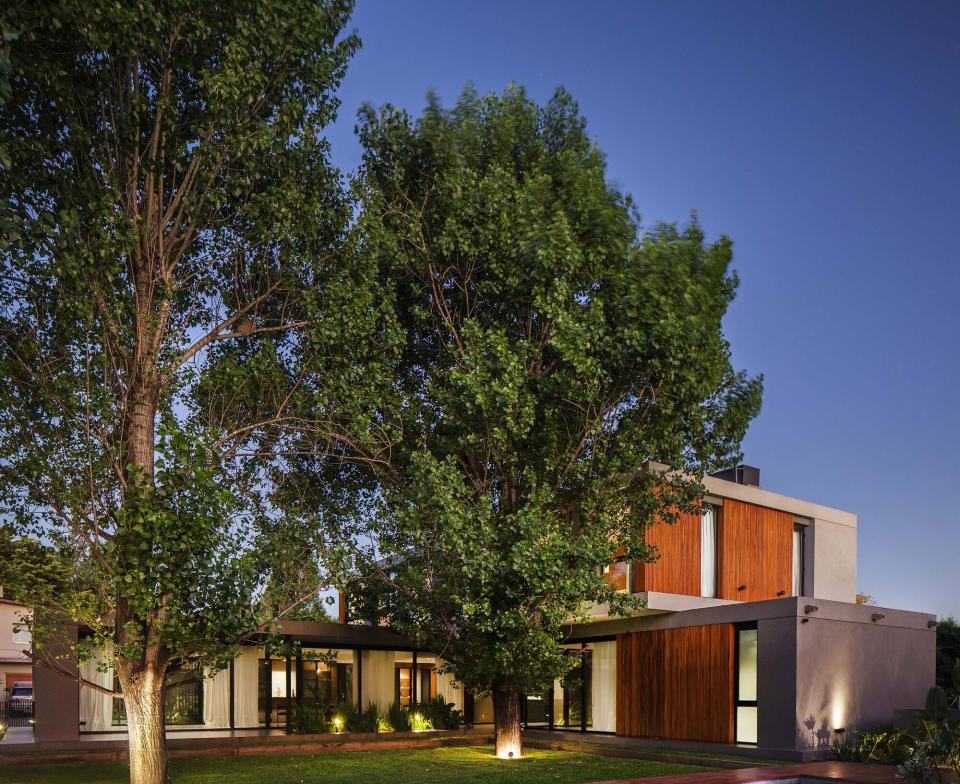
[0,745,715,784]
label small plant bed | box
[0,745,716,784]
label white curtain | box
[233,647,261,728]
[361,650,395,711]
[792,526,804,596]
[203,664,231,728]
[591,641,617,732]
[700,507,717,598]
[79,642,114,732]
[435,669,462,710]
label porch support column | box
[264,644,271,731]
[285,638,292,734]
[580,644,587,733]
[229,657,235,730]
[355,647,363,712]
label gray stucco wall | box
[793,615,935,750]
[807,518,857,603]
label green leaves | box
[0,0,357,677]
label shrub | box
[416,695,462,730]
[388,700,411,732]
[292,703,329,734]
[408,710,433,732]
[895,719,960,783]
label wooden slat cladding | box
[616,631,663,737]
[617,625,734,743]
[635,511,701,595]
[719,499,793,601]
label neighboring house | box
[32,464,934,759]
[0,590,33,698]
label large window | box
[395,664,435,707]
[792,524,805,596]
[700,506,718,598]
[735,625,758,744]
[602,558,633,593]
[112,662,204,726]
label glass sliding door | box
[590,640,616,732]
[735,625,758,744]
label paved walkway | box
[589,760,900,784]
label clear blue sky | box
[325,0,960,619]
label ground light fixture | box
[495,742,521,760]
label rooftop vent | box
[711,464,760,487]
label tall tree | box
[0,2,357,782]
[296,86,763,758]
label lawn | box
[0,745,715,784]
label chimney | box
[711,464,760,487]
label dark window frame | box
[792,523,806,597]
[734,622,758,745]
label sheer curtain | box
[700,507,717,598]
[591,641,616,732]
[792,525,804,596]
[233,647,261,728]
[203,663,231,728]
[79,642,114,732]
[435,669,462,710]
[360,650,396,711]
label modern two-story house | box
[516,463,934,756]
[31,464,934,759]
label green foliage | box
[299,85,762,704]
[924,687,951,725]
[417,696,462,730]
[292,702,332,734]
[897,720,960,784]
[936,618,960,707]
[831,726,914,765]
[388,701,413,732]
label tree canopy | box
[292,85,763,755]
[0,1,357,781]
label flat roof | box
[645,461,857,527]
[255,620,418,651]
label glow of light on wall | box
[831,689,847,731]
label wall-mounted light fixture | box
[804,604,819,614]
[738,584,747,592]
[928,620,939,629]
[871,613,885,623]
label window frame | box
[792,522,807,597]
[700,504,719,598]
[12,625,31,645]
[734,622,758,745]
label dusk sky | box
[326,0,960,619]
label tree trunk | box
[492,684,522,759]
[120,666,169,784]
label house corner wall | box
[794,613,935,751]
[757,616,797,751]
